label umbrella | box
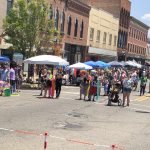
[24,55,69,66]
[95,61,110,68]
[0,56,10,62]
[84,61,98,67]
[108,61,123,67]
[68,62,93,70]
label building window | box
[74,18,78,37]
[80,21,84,39]
[90,28,94,41]
[103,32,107,44]
[114,36,117,46]
[67,16,72,35]
[7,0,13,14]
[49,5,53,19]
[96,30,100,42]
[109,34,112,45]
[60,11,65,33]
[128,43,130,52]
[54,9,59,30]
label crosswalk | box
[131,94,150,102]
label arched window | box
[49,5,53,19]
[67,16,72,35]
[55,9,59,30]
[118,30,121,48]
[61,10,65,33]
[7,0,13,14]
[80,21,84,38]
[74,18,78,37]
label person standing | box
[122,75,133,107]
[140,74,147,96]
[10,65,16,94]
[55,74,62,98]
[40,66,47,96]
[1,65,9,82]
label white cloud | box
[142,13,150,21]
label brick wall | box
[47,0,90,47]
[127,17,149,57]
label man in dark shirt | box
[55,74,62,98]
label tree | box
[3,0,60,58]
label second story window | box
[49,5,53,19]
[114,36,117,46]
[60,11,65,33]
[74,18,78,37]
[96,30,100,42]
[103,32,107,44]
[109,34,112,45]
[90,28,94,41]
[7,0,13,14]
[67,16,72,35]
[54,9,59,30]
[80,21,84,38]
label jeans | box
[10,80,16,94]
[56,86,62,97]
[140,85,146,96]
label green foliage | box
[3,0,60,58]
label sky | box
[131,0,150,37]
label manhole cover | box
[53,121,88,131]
[66,112,88,119]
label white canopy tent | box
[125,60,142,68]
[68,62,93,70]
[132,60,142,68]
[24,55,69,66]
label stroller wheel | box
[118,99,122,106]
[107,98,112,106]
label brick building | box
[47,0,90,64]
[127,17,149,64]
[79,0,131,61]
[146,38,150,65]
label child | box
[89,76,97,101]
[79,77,86,100]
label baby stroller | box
[107,81,122,106]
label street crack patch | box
[66,112,88,119]
[53,121,89,131]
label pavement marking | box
[131,95,150,102]
[61,91,79,95]
[0,127,124,149]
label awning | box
[0,37,13,49]
[0,43,12,49]
[88,47,117,57]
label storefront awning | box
[88,47,117,57]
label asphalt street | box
[0,86,150,150]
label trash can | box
[4,88,11,97]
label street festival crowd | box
[0,60,150,107]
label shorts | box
[45,80,52,88]
[123,87,131,93]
